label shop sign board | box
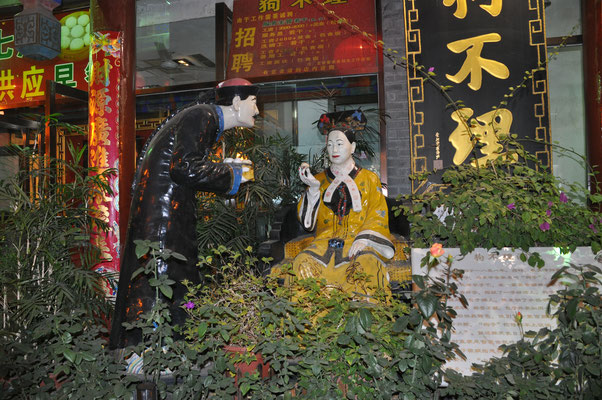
[227,0,378,80]
[404,1,551,193]
[0,9,90,110]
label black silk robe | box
[109,104,241,348]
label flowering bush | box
[400,146,602,262]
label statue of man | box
[109,78,259,348]
[290,110,395,299]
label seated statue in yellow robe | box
[288,110,395,300]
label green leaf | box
[393,316,409,333]
[413,275,426,289]
[566,298,578,320]
[159,284,174,299]
[63,348,76,363]
[170,251,187,261]
[337,334,351,345]
[198,322,208,339]
[416,293,437,319]
[131,267,145,279]
[134,240,150,259]
[240,382,251,396]
[358,308,373,331]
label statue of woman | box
[289,110,395,299]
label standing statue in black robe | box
[109,78,259,348]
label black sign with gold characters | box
[403,0,551,193]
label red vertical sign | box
[88,31,121,296]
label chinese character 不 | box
[231,53,254,72]
[448,107,513,166]
[443,0,502,19]
[259,0,280,12]
[0,70,15,101]
[290,0,312,9]
[445,33,509,91]
[21,66,44,98]
[55,63,77,87]
[234,27,256,48]
[0,29,14,60]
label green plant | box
[0,309,133,399]
[400,141,602,264]
[121,240,186,389]
[196,128,305,256]
[181,245,472,399]
[0,143,119,398]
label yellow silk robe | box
[290,166,394,299]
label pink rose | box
[430,243,445,258]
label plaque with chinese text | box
[0,10,90,110]
[227,0,378,80]
[412,247,601,376]
[404,1,551,192]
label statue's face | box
[234,95,259,127]
[327,130,356,166]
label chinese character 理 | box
[445,33,509,91]
[234,27,256,48]
[259,0,280,12]
[55,63,77,87]
[21,66,45,98]
[231,53,254,72]
[0,69,16,101]
[443,0,502,19]
[449,107,513,166]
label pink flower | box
[184,301,195,309]
[539,221,550,231]
[428,66,435,73]
[559,192,568,203]
[546,209,552,216]
[589,224,598,233]
[548,201,553,207]
[430,243,445,258]
[507,203,516,210]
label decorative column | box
[89,32,122,291]
[583,0,602,200]
[89,0,135,278]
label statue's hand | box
[349,239,368,258]
[299,162,320,191]
[224,158,254,182]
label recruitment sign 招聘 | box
[227,0,378,80]
[0,10,90,110]
[404,0,551,192]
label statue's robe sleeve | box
[351,171,395,260]
[169,105,244,195]
[297,173,324,231]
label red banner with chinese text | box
[226,0,378,80]
[0,10,90,110]
[89,31,122,296]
